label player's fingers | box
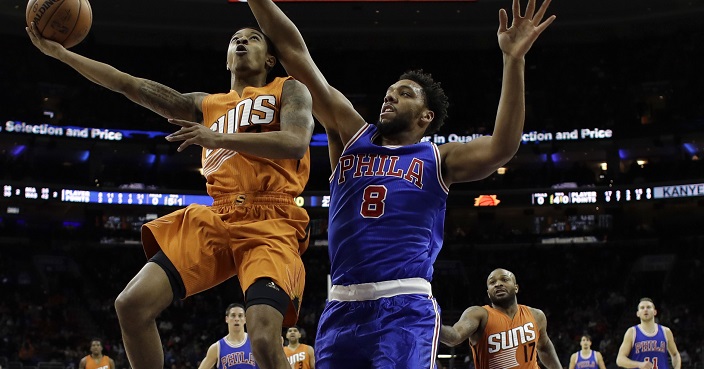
[534,15,556,34]
[166,129,189,141]
[532,0,552,25]
[178,139,196,152]
[513,0,521,19]
[30,22,41,37]
[167,118,197,128]
[525,0,537,19]
[498,9,509,33]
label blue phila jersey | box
[217,334,258,369]
[328,124,449,285]
[629,325,669,369]
[575,350,598,369]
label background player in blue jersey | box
[198,304,258,369]
[568,335,606,369]
[246,0,555,368]
[616,298,681,369]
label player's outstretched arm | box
[26,23,204,122]
[246,0,365,150]
[439,0,555,186]
[440,306,486,347]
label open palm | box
[498,0,556,59]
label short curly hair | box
[399,69,449,135]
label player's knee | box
[250,332,280,363]
[114,287,156,324]
[114,288,138,320]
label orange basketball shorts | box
[141,192,309,325]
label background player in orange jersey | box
[568,335,607,369]
[78,339,115,369]
[283,326,315,369]
[440,268,562,369]
[27,20,314,369]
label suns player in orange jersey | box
[27,22,314,369]
[78,339,115,369]
[440,268,562,369]
[283,326,315,369]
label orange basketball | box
[26,0,92,48]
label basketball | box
[26,0,92,48]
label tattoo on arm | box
[137,80,195,120]
[281,80,314,133]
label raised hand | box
[26,22,66,58]
[166,119,220,152]
[497,0,556,59]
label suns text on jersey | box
[287,352,306,365]
[487,322,537,353]
[337,154,424,189]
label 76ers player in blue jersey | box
[569,335,606,369]
[247,0,556,368]
[198,304,258,369]
[617,298,681,369]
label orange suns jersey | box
[471,305,540,369]
[284,344,312,369]
[200,76,310,197]
[84,355,111,369]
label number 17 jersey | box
[328,123,449,286]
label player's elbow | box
[492,142,520,165]
[440,334,463,347]
[288,142,309,160]
[615,356,627,367]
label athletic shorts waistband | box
[211,192,296,207]
[329,278,432,301]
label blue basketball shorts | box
[315,293,441,369]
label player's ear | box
[515,284,519,294]
[266,54,277,70]
[419,109,434,128]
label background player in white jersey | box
[569,335,606,369]
[245,0,555,368]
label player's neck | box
[287,342,300,350]
[230,72,267,95]
[580,349,591,355]
[227,330,246,344]
[639,320,657,332]
[492,302,518,318]
[90,353,103,360]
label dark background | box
[1,1,703,369]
